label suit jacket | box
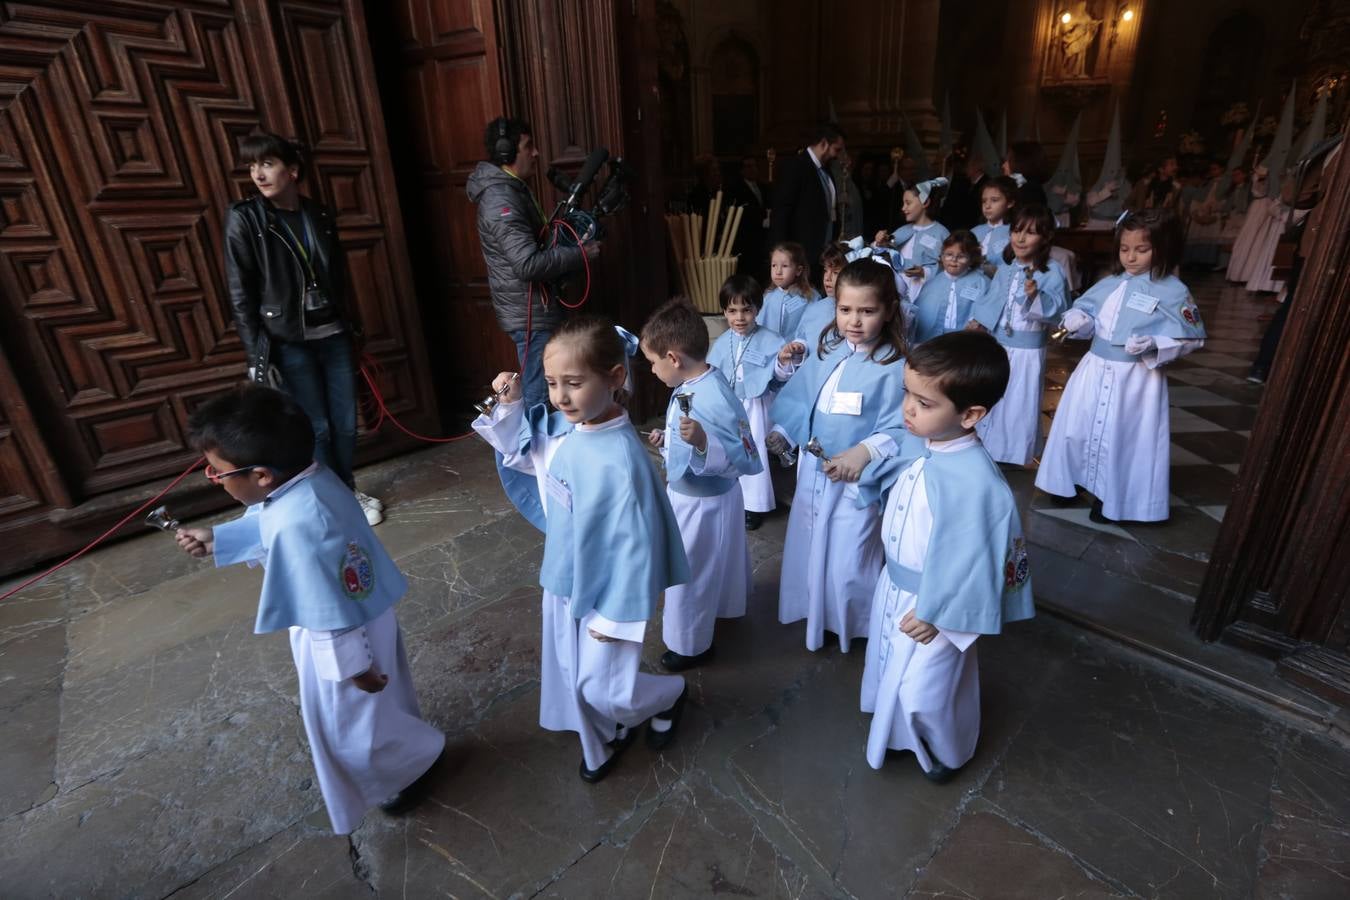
[770,151,832,268]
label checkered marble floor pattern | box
[1004,273,1272,599]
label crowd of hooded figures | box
[221,121,1350,832]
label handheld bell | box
[1049,324,1070,343]
[803,437,826,459]
[475,374,519,417]
[145,506,180,533]
[674,392,694,416]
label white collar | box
[266,461,319,501]
[681,366,716,388]
[927,432,981,453]
[576,410,630,432]
[806,146,824,170]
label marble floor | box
[3,278,1348,899]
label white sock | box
[649,717,672,733]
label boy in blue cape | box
[175,385,444,833]
[855,331,1034,779]
[644,298,763,671]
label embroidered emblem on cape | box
[739,419,756,457]
[339,541,375,600]
[1004,537,1030,590]
[1181,304,1201,327]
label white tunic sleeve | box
[1144,335,1204,369]
[472,399,532,473]
[582,608,645,643]
[308,625,374,681]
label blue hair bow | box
[615,324,640,358]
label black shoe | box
[745,511,764,531]
[1088,502,1116,525]
[919,739,960,784]
[1046,490,1080,507]
[378,746,445,815]
[660,645,715,672]
[1246,364,1268,384]
[578,725,638,784]
[647,684,688,752]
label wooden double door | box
[0,0,438,573]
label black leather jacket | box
[224,194,355,367]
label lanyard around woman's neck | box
[274,209,317,284]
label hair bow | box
[1009,173,1027,188]
[914,176,950,204]
[615,324,640,395]
[1114,208,1131,229]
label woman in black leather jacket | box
[224,132,384,525]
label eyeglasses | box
[204,464,264,484]
[941,253,971,262]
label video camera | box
[544,147,633,247]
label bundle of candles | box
[665,190,743,314]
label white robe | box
[475,403,684,769]
[290,607,445,834]
[739,393,776,512]
[776,347,895,652]
[661,370,753,657]
[1226,190,1288,293]
[1035,282,1201,522]
[859,439,980,773]
[975,275,1050,465]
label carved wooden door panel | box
[0,1,434,574]
[374,0,517,406]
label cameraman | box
[467,116,600,408]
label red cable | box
[358,365,477,444]
[0,456,207,603]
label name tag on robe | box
[959,285,983,300]
[1126,292,1159,314]
[828,391,863,415]
[743,350,768,367]
[545,473,573,512]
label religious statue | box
[1058,2,1102,79]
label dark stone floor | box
[2,276,1347,898]
[2,434,1348,899]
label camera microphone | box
[565,147,610,211]
[545,165,572,195]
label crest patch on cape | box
[1181,304,1201,327]
[739,419,756,458]
[339,541,375,600]
[1004,537,1030,591]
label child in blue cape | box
[969,204,1069,465]
[643,298,763,671]
[706,275,788,530]
[856,331,1034,778]
[767,259,909,652]
[175,385,444,833]
[473,317,689,783]
[758,241,822,338]
[972,175,1018,275]
[1037,210,1206,523]
[874,177,951,298]
[911,230,989,344]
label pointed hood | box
[1088,102,1130,222]
[998,109,1008,160]
[939,93,953,161]
[1225,101,1260,174]
[1264,81,1297,196]
[972,108,1001,178]
[1045,114,1082,214]
[1295,90,1328,163]
[902,116,933,181]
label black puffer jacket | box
[224,195,355,363]
[466,162,583,333]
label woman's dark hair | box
[719,274,764,311]
[188,384,315,479]
[982,175,1020,210]
[1001,203,1055,272]
[1006,140,1049,184]
[819,259,907,364]
[239,133,306,181]
[906,330,1010,412]
[1111,209,1184,280]
[547,315,632,405]
[942,230,983,270]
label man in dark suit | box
[727,154,769,278]
[770,123,847,284]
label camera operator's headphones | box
[491,118,516,166]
